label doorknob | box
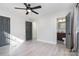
[68,33,71,35]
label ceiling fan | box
[15,3,42,15]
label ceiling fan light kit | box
[27,9,31,12]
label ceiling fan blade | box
[24,3,28,7]
[31,5,41,9]
[15,7,26,10]
[26,11,29,15]
[31,10,39,14]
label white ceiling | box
[0,3,73,18]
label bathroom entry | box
[57,17,66,45]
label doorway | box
[26,21,32,41]
[57,17,66,45]
[0,16,10,47]
[57,12,74,51]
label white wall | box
[11,15,26,40]
[37,10,71,44]
[32,21,37,40]
[0,9,11,17]
[37,15,57,44]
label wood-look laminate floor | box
[0,40,77,56]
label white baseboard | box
[37,39,57,44]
